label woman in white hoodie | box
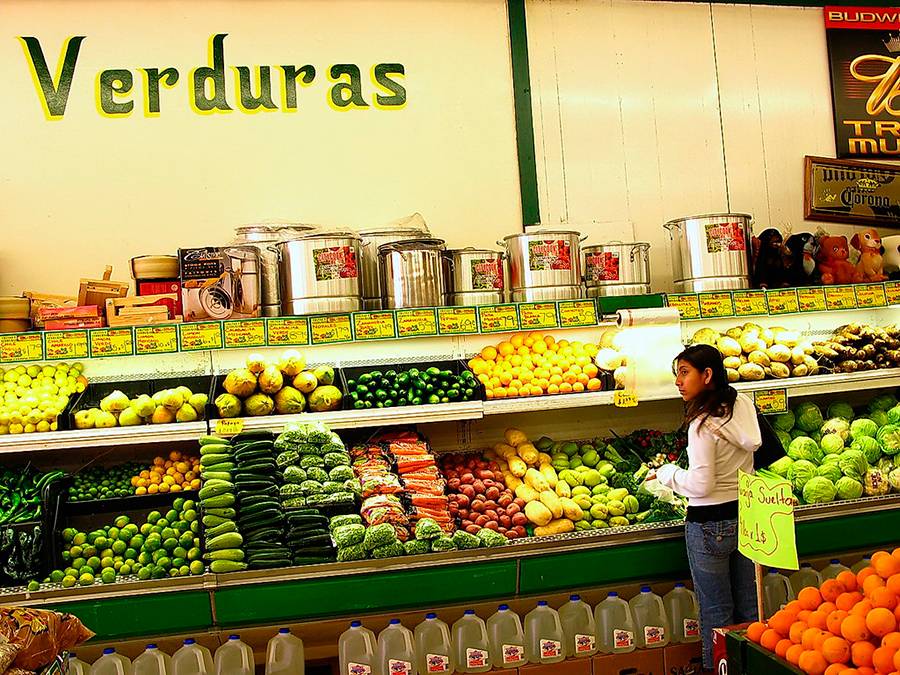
[655,344,761,671]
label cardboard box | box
[663,642,703,675]
[592,648,665,675]
[44,317,104,330]
[713,623,751,675]
[179,246,260,321]
[136,279,182,316]
[38,304,101,321]
[24,291,77,328]
[521,659,592,675]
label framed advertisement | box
[804,155,900,226]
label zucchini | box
[203,548,245,562]
[205,520,238,538]
[200,442,231,455]
[199,435,231,446]
[198,481,234,500]
[207,532,244,551]
[200,493,236,509]
[210,560,248,573]
[200,471,232,482]
[233,441,274,454]
[204,507,237,519]
[199,453,232,466]
[239,507,282,523]
[202,514,232,528]
[241,499,280,515]
[246,527,283,543]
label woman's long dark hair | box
[674,344,738,428]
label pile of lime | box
[67,463,144,501]
[31,497,204,591]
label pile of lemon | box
[467,332,601,399]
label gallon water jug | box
[763,570,794,619]
[821,559,850,580]
[524,601,565,665]
[628,586,670,649]
[339,621,377,675]
[852,556,872,574]
[377,619,417,675]
[451,610,491,673]
[663,584,700,644]
[172,639,214,675]
[789,563,822,596]
[559,594,597,658]
[414,613,454,674]
[93,648,133,675]
[69,654,93,675]
[486,604,526,668]
[214,635,254,675]
[594,592,636,654]
[133,644,172,675]
[266,628,305,675]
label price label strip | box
[732,290,767,316]
[223,319,266,349]
[353,312,397,341]
[825,285,857,311]
[266,318,309,346]
[309,314,353,345]
[699,292,734,318]
[44,330,88,361]
[765,289,799,315]
[0,333,44,364]
[753,388,788,414]
[558,299,598,327]
[666,294,701,319]
[478,304,520,333]
[179,322,223,351]
[518,302,559,329]
[886,280,900,306]
[89,328,134,358]
[437,307,478,335]
[215,418,245,436]
[797,287,826,313]
[135,325,179,355]
[396,308,438,338]
[854,283,887,308]
[613,390,638,408]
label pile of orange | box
[130,450,201,495]
[748,548,900,675]
[467,332,602,399]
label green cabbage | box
[864,468,891,496]
[811,430,823,444]
[768,456,794,478]
[827,401,855,421]
[850,436,882,465]
[887,404,900,425]
[803,476,836,504]
[776,430,791,450]
[788,459,818,492]
[795,402,824,433]
[822,453,841,466]
[889,467,900,491]
[839,449,868,481]
[869,393,899,413]
[788,437,823,464]
[773,411,796,432]
[791,429,807,440]
[870,410,890,428]
[820,434,845,455]
[835,476,863,500]
[850,418,878,440]
[816,463,842,483]
[822,418,850,441]
[876,424,900,455]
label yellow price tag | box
[179,322,223,351]
[396,308,438,338]
[215,418,245,436]
[89,328,134,358]
[437,307,478,335]
[478,305,520,333]
[753,388,788,414]
[518,302,559,329]
[666,294,701,319]
[886,280,900,306]
[699,292,734,318]
[854,283,887,308]
[732,291,767,316]
[613,390,638,408]
[766,289,799,315]
[825,286,857,311]
[353,312,397,340]
[266,318,309,346]
[738,470,798,570]
[310,314,353,344]
[223,319,267,349]
[558,300,598,327]
[44,330,88,360]
[135,325,178,354]
[797,287,826,313]
[0,333,44,364]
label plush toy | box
[785,233,818,287]
[851,228,887,282]
[882,235,900,280]
[751,228,789,289]
[816,234,862,285]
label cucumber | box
[207,532,244,551]
[205,520,238,538]
[202,514,232,528]
[204,507,237,519]
[210,560,248,573]
[203,549,245,562]
[198,481,234,500]
[200,493,236,509]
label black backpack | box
[754,412,787,470]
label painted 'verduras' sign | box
[18,33,406,119]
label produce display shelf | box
[483,389,616,414]
[0,421,208,453]
[732,368,900,398]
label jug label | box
[470,258,504,290]
[575,634,596,654]
[540,639,562,658]
[684,618,700,638]
[313,246,358,281]
[388,659,412,674]
[465,648,488,668]
[705,222,746,253]
[528,240,572,271]
[613,630,634,649]
[348,663,372,675]
[502,644,525,664]
[644,626,666,645]
[586,251,620,281]
[425,653,450,673]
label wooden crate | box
[105,293,180,327]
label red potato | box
[458,508,470,519]
[485,521,499,530]
[485,486,500,501]
[511,512,528,526]
[498,526,507,534]
[477,469,493,480]
[466,524,480,534]
[475,515,489,527]
[447,478,461,490]
[514,498,526,508]
[460,485,476,499]
[484,509,498,520]
[506,503,520,515]
[460,473,474,484]
[456,494,470,508]
[483,500,497,511]
[514,525,526,537]
[505,530,519,540]
[499,514,511,528]
[472,480,485,494]
[497,494,513,508]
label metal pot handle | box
[580,234,588,242]
[267,244,282,262]
[496,240,506,248]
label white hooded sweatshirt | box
[656,393,761,507]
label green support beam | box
[507,0,540,226]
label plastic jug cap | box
[147,644,157,649]
[390,619,401,625]
[608,592,618,597]
[103,648,115,655]
[279,628,290,634]
[229,635,240,640]
[570,594,580,601]
[537,601,548,606]
[641,586,651,593]
[464,609,475,615]
[675,583,685,588]
[830,559,840,564]
[426,613,437,619]
[184,638,196,645]
[498,604,509,611]
[351,621,362,628]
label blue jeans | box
[685,519,758,670]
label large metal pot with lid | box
[583,242,651,298]
[233,224,282,316]
[663,213,752,292]
[445,247,505,306]
[500,229,585,290]
[275,231,362,315]
[359,222,431,309]
[378,238,447,309]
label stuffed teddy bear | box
[816,234,862,285]
[882,234,900,280]
[785,233,818,287]
[751,228,790,289]
[851,228,887,282]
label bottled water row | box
[340,585,699,675]
[763,557,861,618]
